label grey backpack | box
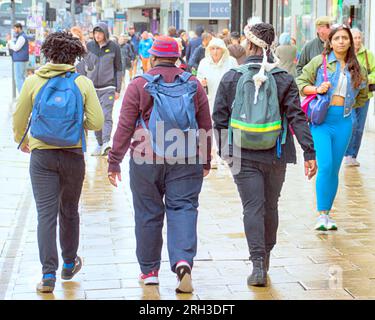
[229,63,287,151]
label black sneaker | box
[36,274,56,293]
[61,256,82,280]
[175,260,193,294]
[247,257,268,287]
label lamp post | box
[10,0,16,100]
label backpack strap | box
[276,114,288,159]
[179,71,192,83]
[67,72,87,152]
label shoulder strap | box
[139,73,161,83]
[179,71,192,83]
[322,54,328,82]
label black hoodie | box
[85,22,122,92]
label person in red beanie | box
[107,36,212,294]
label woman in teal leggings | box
[297,24,368,231]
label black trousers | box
[30,149,85,275]
[231,158,286,261]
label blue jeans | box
[14,61,27,93]
[129,157,203,274]
[310,106,352,211]
[345,100,370,159]
[30,149,85,275]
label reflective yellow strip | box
[231,122,281,133]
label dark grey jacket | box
[296,36,325,76]
[84,22,122,92]
[213,56,316,165]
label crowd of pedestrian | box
[9,16,375,295]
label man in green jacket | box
[344,28,375,166]
[13,31,104,293]
[296,16,332,76]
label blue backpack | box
[18,72,86,151]
[139,72,198,159]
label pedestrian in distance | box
[84,22,123,157]
[6,22,29,94]
[186,26,204,66]
[213,22,317,287]
[296,16,333,76]
[297,24,368,231]
[119,33,136,89]
[12,31,104,293]
[107,36,212,294]
[275,32,297,77]
[344,28,375,167]
[228,31,247,65]
[128,26,141,79]
[188,32,213,74]
[139,31,154,73]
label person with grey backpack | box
[213,22,317,287]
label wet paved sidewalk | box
[2,83,375,299]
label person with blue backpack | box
[12,31,104,293]
[213,23,317,287]
[107,36,212,294]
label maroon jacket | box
[108,63,212,172]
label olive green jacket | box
[13,63,104,150]
[356,45,375,99]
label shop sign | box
[189,2,230,19]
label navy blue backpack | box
[139,72,199,159]
[18,72,86,151]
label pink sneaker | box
[139,270,159,285]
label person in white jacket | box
[197,37,238,168]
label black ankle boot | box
[265,252,270,272]
[247,258,267,287]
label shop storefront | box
[276,0,368,52]
[184,0,230,34]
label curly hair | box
[41,31,86,65]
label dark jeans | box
[231,158,286,261]
[30,149,85,275]
[345,100,370,159]
[129,157,203,274]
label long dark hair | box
[41,31,86,65]
[324,25,363,89]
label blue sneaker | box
[36,274,56,293]
[61,256,82,280]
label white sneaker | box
[327,216,338,230]
[101,142,112,156]
[351,158,360,167]
[175,260,193,293]
[314,214,328,231]
[91,144,102,156]
[344,156,356,167]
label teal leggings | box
[310,106,352,211]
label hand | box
[203,169,210,177]
[200,78,208,87]
[114,92,120,100]
[108,171,122,187]
[20,144,30,153]
[304,160,317,180]
[317,82,331,94]
[6,34,11,42]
